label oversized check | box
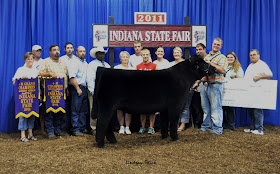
[222,79,277,110]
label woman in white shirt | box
[223,52,244,131]
[153,45,170,70]
[13,52,39,142]
[114,51,133,134]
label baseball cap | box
[32,45,43,51]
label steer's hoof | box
[97,142,105,148]
[109,139,117,144]
[171,137,179,141]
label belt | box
[203,82,217,86]
[79,85,87,88]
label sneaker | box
[91,129,96,135]
[57,132,69,137]
[244,129,253,133]
[48,134,56,140]
[73,132,84,137]
[125,127,131,135]
[148,127,155,134]
[138,127,145,134]
[119,126,125,134]
[251,130,264,135]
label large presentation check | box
[222,79,277,110]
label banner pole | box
[184,16,190,60]
[109,16,115,68]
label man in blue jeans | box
[200,38,228,135]
[39,44,68,139]
[68,46,88,136]
[243,49,273,135]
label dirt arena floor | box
[0,125,279,174]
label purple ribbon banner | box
[14,78,39,118]
[44,78,66,113]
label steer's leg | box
[160,112,169,139]
[106,117,117,144]
[96,114,111,148]
[169,112,179,141]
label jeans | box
[18,116,35,130]
[247,108,263,131]
[222,106,236,130]
[45,111,62,135]
[201,84,223,134]
[70,86,88,134]
[179,91,194,123]
[61,94,71,133]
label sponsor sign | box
[93,25,109,47]
[14,78,39,118]
[93,25,206,47]
[192,25,207,47]
[134,12,167,24]
[222,79,277,110]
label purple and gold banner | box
[44,78,66,113]
[14,78,39,118]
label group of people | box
[198,38,272,136]
[12,37,273,142]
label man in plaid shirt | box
[39,44,68,139]
[200,38,228,135]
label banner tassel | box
[38,77,40,100]
[64,78,66,100]
[43,78,46,102]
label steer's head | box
[189,54,216,78]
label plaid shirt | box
[39,57,68,88]
[201,51,228,83]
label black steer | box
[92,55,216,148]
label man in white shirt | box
[60,42,76,135]
[31,45,46,136]
[129,40,152,68]
[243,49,273,135]
[87,46,110,135]
[60,42,76,68]
[31,45,43,70]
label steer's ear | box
[191,54,203,62]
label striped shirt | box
[201,51,228,83]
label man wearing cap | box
[68,46,88,136]
[87,46,110,135]
[60,42,76,135]
[32,44,46,136]
[32,45,43,70]
[39,44,68,139]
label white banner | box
[222,79,277,110]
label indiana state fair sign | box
[93,25,206,47]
